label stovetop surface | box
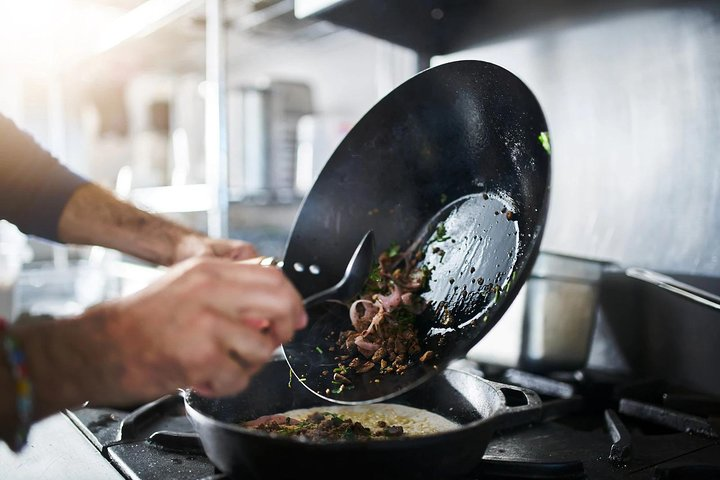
[64,364,720,480]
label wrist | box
[0,319,33,451]
[172,232,210,265]
[10,305,129,418]
[0,329,19,447]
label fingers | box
[185,316,276,397]
[213,317,277,371]
[191,355,252,398]
[180,260,307,335]
[116,256,307,402]
[211,240,258,261]
[174,235,258,264]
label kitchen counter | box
[0,413,124,479]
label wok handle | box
[626,268,720,312]
[254,257,332,307]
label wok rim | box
[280,59,552,404]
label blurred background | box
[1,0,719,322]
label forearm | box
[0,305,139,446]
[57,183,202,266]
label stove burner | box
[502,369,576,398]
[653,464,720,480]
[63,365,720,480]
[619,398,718,438]
[474,459,585,479]
[662,393,720,417]
[604,408,632,464]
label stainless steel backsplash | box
[436,1,720,275]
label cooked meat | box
[332,243,430,385]
[246,411,404,441]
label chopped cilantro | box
[421,265,432,288]
[436,222,447,238]
[365,263,383,290]
[539,131,551,154]
[387,242,401,257]
[395,307,415,325]
[431,222,450,243]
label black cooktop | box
[64,363,720,480]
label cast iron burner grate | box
[64,364,720,480]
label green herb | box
[315,346,323,354]
[288,369,293,388]
[421,265,432,288]
[538,131,551,154]
[395,307,415,325]
[364,263,383,292]
[387,242,401,257]
[436,222,447,239]
[440,193,448,204]
[431,222,450,243]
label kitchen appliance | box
[281,59,551,404]
[30,271,720,478]
[57,352,720,480]
[469,252,609,372]
[468,256,720,374]
[185,360,541,480]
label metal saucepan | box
[468,251,610,372]
[184,360,541,480]
[281,60,551,403]
[468,255,720,373]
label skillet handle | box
[626,268,720,312]
[485,381,543,430]
[147,430,204,454]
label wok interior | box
[187,361,506,433]
[281,61,550,398]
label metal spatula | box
[301,230,376,308]
[281,230,377,400]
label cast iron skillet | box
[185,360,541,480]
[282,60,551,403]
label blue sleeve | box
[0,113,89,242]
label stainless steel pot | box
[468,252,608,372]
[467,252,720,372]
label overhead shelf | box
[95,0,204,54]
[295,0,681,57]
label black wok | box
[282,60,551,403]
[185,360,541,480]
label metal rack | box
[94,0,229,238]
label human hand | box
[173,234,258,264]
[102,257,306,400]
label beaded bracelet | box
[0,317,33,452]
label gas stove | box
[63,361,720,480]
